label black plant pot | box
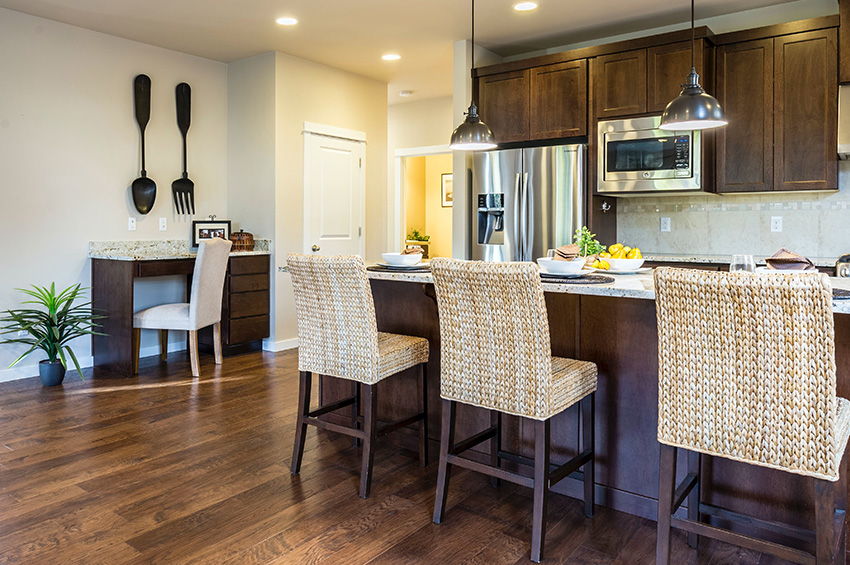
[38,360,66,387]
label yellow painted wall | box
[424,154,454,258]
[404,156,426,248]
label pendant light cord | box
[690,0,695,70]
[471,0,475,72]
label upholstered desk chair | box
[133,238,232,378]
[286,253,429,499]
[430,258,597,563]
[654,268,850,565]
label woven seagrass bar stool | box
[654,267,850,565]
[430,258,597,563]
[286,253,429,498]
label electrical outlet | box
[660,217,671,232]
[159,217,167,231]
[128,217,136,231]
[770,216,783,233]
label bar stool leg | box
[490,410,502,488]
[687,451,701,549]
[656,443,676,565]
[359,383,378,498]
[581,393,595,517]
[418,363,428,466]
[531,418,551,563]
[838,451,848,565]
[815,476,837,564]
[433,399,456,524]
[290,371,312,475]
[352,380,360,448]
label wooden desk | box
[91,254,270,377]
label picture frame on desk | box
[191,219,231,248]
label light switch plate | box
[660,217,671,232]
[159,217,167,231]
[771,216,783,233]
[128,217,136,231]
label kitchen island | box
[321,268,850,552]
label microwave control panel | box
[674,136,690,172]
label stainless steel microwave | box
[597,116,702,194]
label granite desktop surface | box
[89,239,271,260]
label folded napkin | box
[402,246,424,255]
[765,248,817,271]
[553,243,580,262]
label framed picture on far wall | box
[441,173,453,207]
[191,219,231,248]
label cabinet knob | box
[311,245,320,252]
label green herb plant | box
[0,283,105,379]
[406,229,430,242]
[574,226,606,257]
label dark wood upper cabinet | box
[529,60,587,139]
[477,69,530,143]
[594,49,647,118]
[646,39,707,113]
[774,29,837,191]
[715,39,774,193]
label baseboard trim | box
[263,338,299,352]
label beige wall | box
[424,154,454,258]
[404,156,426,242]
[0,8,228,382]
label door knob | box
[311,245,320,252]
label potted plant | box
[574,226,606,267]
[0,283,103,386]
[406,228,430,243]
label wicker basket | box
[229,229,254,252]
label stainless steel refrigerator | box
[470,144,586,262]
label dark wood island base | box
[319,277,850,559]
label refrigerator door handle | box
[522,172,531,261]
[512,172,521,261]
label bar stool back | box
[430,258,597,563]
[286,254,429,498]
[654,267,850,564]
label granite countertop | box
[89,239,271,260]
[643,253,839,269]
[365,266,850,314]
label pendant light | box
[659,0,727,131]
[450,0,497,150]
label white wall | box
[0,8,228,382]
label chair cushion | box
[546,356,598,420]
[133,303,194,331]
[835,397,850,478]
[377,332,429,382]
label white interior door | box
[303,133,365,256]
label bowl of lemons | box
[592,243,644,271]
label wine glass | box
[730,254,755,272]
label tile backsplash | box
[615,161,850,260]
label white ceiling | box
[0,0,802,104]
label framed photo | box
[441,173,453,207]
[191,219,231,248]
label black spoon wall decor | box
[131,74,156,214]
[172,82,194,215]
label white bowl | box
[382,252,422,266]
[537,257,586,275]
[605,257,645,271]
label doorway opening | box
[392,146,452,259]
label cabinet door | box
[530,60,587,139]
[594,49,647,118]
[477,70,530,143]
[647,39,706,113]
[715,39,774,193]
[774,29,837,192]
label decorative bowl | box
[536,257,586,275]
[382,252,422,266]
[605,257,645,271]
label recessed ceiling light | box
[399,90,414,97]
[276,17,298,26]
[513,2,538,11]
[382,54,401,61]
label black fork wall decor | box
[172,82,195,215]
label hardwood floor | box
[0,350,795,564]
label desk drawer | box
[136,259,195,277]
[230,290,269,319]
[230,255,269,275]
[229,315,270,343]
[230,273,269,293]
